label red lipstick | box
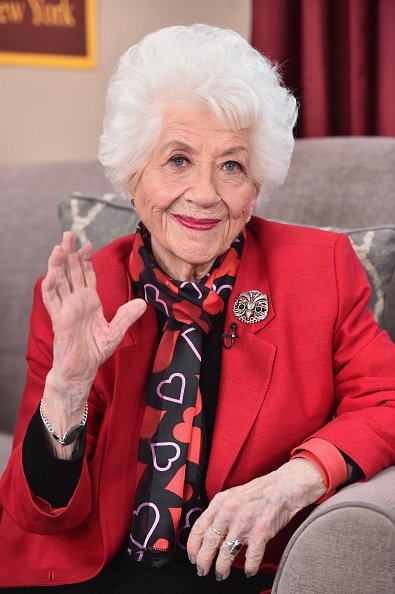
[173,215,221,231]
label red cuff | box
[291,438,348,503]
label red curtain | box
[252,0,395,137]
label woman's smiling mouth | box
[172,214,222,231]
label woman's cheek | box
[142,187,177,214]
[228,189,256,221]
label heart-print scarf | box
[127,222,244,567]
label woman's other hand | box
[40,232,146,458]
[187,458,326,580]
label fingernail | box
[215,572,223,581]
[188,554,196,565]
[245,571,254,578]
[197,566,205,577]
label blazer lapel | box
[206,225,277,498]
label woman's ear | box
[127,175,137,198]
[246,184,261,222]
[254,182,261,200]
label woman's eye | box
[170,155,189,167]
[223,160,241,172]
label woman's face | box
[129,106,259,281]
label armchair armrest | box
[272,467,395,594]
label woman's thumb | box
[109,298,147,340]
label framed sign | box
[0,0,96,69]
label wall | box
[0,0,251,164]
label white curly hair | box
[98,24,298,200]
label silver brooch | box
[233,290,269,324]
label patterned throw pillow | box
[58,193,138,250]
[334,226,395,328]
[58,193,395,335]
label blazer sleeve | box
[0,278,107,534]
[303,233,395,479]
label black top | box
[20,310,362,593]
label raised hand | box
[40,232,146,456]
[42,232,146,388]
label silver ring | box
[225,539,243,555]
[211,526,226,539]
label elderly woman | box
[0,24,394,594]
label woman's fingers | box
[190,510,267,580]
[187,499,221,558]
[63,236,96,290]
[78,241,96,288]
[61,230,76,254]
[67,252,85,289]
[47,234,74,300]
[60,232,91,291]
[49,245,72,300]
[215,532,266,579]
[215,537,245,579]
[187,497,228,574]
[41,233,148,380]
[193,526,224,575]
[186,516,206,563]
[43,233,147,368]
[41,270,61,316]
[186,477,288,580]
[187,462,325,581]
[46,234,95,302]
[243,538,267,577]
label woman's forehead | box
[156,105,251,155]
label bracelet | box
[39,398,88,446]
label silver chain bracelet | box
[39,398,88,446]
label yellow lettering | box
[27,0,42,25]
[8,1,25,22]
[27,0,75,27]
[0,1,26,24]
[41,3,54,26]
[60,0,76,27]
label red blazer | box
[1,217,395,587]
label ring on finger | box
[210,526,226,539]
[225,539,244,555]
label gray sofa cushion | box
[58,193,395,339]
[261,137,395,229]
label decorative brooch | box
[233,290,269,324]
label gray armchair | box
[1,137,394,592]
[265,137,395,594]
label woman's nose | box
[185,167,220,208]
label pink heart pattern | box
[156,372,186,404]
[129,502,160,550]
[144,283,169,316]
[179,282,203,300]
[181,328,202,361]
[151,441,181,472]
